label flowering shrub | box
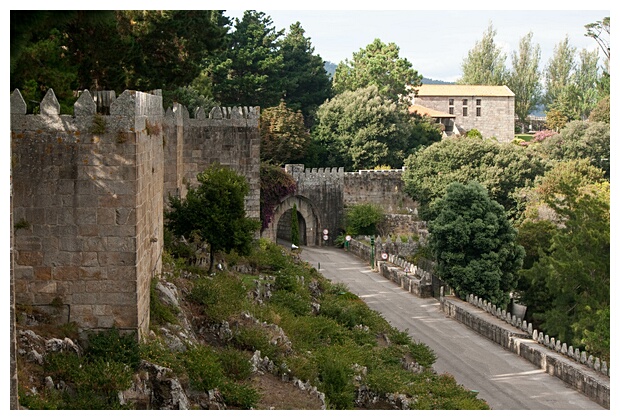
[532,130,557,142]
[260,164,297,230]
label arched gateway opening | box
[262,195,321,246]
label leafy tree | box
[428,181,524,307]
[402,138,548,220]
[507,32,542,133]
[312,85,440,170]
[11,11,230,109]
[260,101,311,165]
[584,16,610,66]
[260,164,297,231]
[345,204,384,236]
[517,161,609,359]
[332,38,422,103]
[165,164,260,271]
[457,23,507,85]
[572,48,600,120]
[278,22,332,125]
[10,11,115,112]
[588,95,610,123]
[544,105,570,131]
[207,10,284,108]
[530,121,610,177]
[116,11,229,92]
[543,36,576,108]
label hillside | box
[15,240,489,410]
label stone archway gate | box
[262,194,322,246]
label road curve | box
[299,245,603,410]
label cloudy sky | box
[224,4,610,82]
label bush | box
[86,328,140,370]
[345,203,384,236]
[42,351,132,409]
[466,128,483,139]
[182,346,225,392]
[217,347,254,381]
[189,272,249,322]
[231,324,280,360]
[220,381,260,409]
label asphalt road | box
[299,245,604,410]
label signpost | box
[345,235,351,251]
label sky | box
[223,5,610,83]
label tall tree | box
[165,164,261,272]
[507,32,542,133]
[207,10,285,108]
[585,16,610,66]
[517,160,609,359]
[332,38,422,103]
[572,48,600,120]
[11,11,230,108]
[457,23,507,85]
[402,138,548,220]
[278,22,332,125]
[10,11,116,112]
[312,85,440,170]
[429,181,524,307]
[116,11,229,93]
[543,36,576,107]
[260,101,311,165]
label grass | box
[18,237,488,410]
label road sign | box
[323,235,329,241]
[382,253,388,260]
[345,235,351,242]
[323,229,329,235]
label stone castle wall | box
[163,104,260,218]
[282,165,419,243]
[11,89,260,339]
[344,169,416,213]
[283,165,345,245]
[11,89,164,339]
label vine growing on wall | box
[260,163,297,231]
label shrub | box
[189,272,249,322]
[217,347,254,381]
[86,328,140,370]
[345,203,384,236]
[317,348,356,409]
[220,381,260,409]
[42,351,132,409]
[231,324,279,360]
[466,128,483,139]
[182,346,225,392]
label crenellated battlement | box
[10,88,261,340]
[305,167,344,174]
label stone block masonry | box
[11,89,261,340]
[164,104,260,219]
[11,88,164,339]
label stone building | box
[412,84,515,142]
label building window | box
[476,107,481,117]
[476,99,481,106]
[449,106,454,115]
[463,107,468,117]
[449,99,454,106]
[462,99,468,106]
